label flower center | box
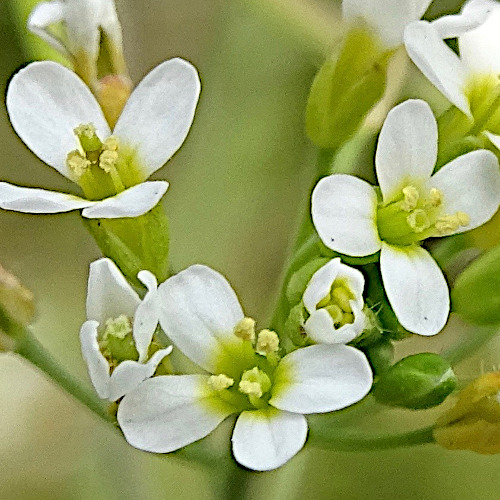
[316,279,355,327]
[376,184,470,245]
[66,123,143,200]
[208,318,281,410]
[98,314,138,366]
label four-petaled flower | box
[80,258,172,402]
[404,0,500,147]
[303,258,366,344]
[0,58,200,218]
[117,265,373,471]
[311,99,500,336]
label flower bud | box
[306,27,390,149]
[373,353,457,410]
[434,372,500,454]
[363,339,394,377]
[0,264,34,328]
[451,244,500,326]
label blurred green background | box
[0,0,499,498]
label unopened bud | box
[97,75,133,128]
[0,264,35,328]
[373,353,457,410]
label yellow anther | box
[401,186,420,212]
[316,292,331,309]
[66,150,91,177]
[255,329,279,355]
[239,367,271,399]
[208,374,234,391]
[103,314,132,339]
[407,209,431,233]
[99,149,119,173]
[326,304,343,324]
[341,312,354,325]
[233,317,256,342]
[103,136,119,151]
[331,286,353,312]
[456,211,470,227]
[426,188,443,208]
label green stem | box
[308,424,435,452]
[13,325,113,422]
[442,325,499,366]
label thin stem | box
[308,424,435,452]
[13,325,113,422]
[442,325,499,366]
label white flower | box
[0,58,200,218]
[312,99,500,336]
[303,258,366,344]
[80,258,172,402]
[342,0,433,48]
[28,0,125,75]
[404,0,500,146]
[117,265,373,471]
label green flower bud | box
[362,339,394,377]
[0,264,34,329]
[306,27,390,149]
[283,303,308,347]
[452,244,500,326]
[286,258,330,306]
[84,204,170,287]
[373,353,457,410]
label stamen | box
[208,374,234,391]
[425,188,443,208]
[66,150,91,177]
[326,304,343,324]
[406,209,431,233]
[103,314,133,339]
[255,329,279,355]
[401,186,420,212]
[234,317,256,342]
[239,367,272,399]
[435,212,470,235]
[331,286,353,312]
[99,149,119,173]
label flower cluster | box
[3,0,500,478]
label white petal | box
[81,181,168,219]
[232,409,307,471]
[404,21,470,116]
[79,320,111,399]
[0,182,93,214]
[429,149,500,233]
[459,0,500,75]
[342,0,432,48]
[27,1,70,57]
[303,258,364,314]
[270,344,373,413]
[376,100,437,201]
[113,58,201,177]
[431,4,491,39]
[117,375,235,453]
[157,265,244,372]
[311,175,381,257]
[107,347,173,402]
[380,243,449,336]
[6,61,110,180]
[134,271,160,362]
[86,258,140,324]
[304,301,366,345]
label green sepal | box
[83,204,170,287]
[306,26,391,149]
[451,244,500,326]
[286,257,330,306]
[362,339,394,377]
[319,241,380,266]
[284,303,308,347]
[363,264,410,340]
[373,353,457,410]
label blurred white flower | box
[0,58,200,218]
[80,258,172,402]
[312,99,500,336]
[342,0,433,48]
[303,258,366,344]
[117,265,373,471]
